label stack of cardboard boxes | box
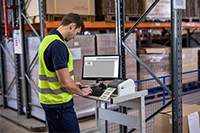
[182,0,199,19]
[95,0,170,21]
[95,0,140,21]
[130,0,144,16]
[5,40,18,110]
[182,48,198,84]
[154,104,200,133]
[137,44,171,89]
[26,0,95,23]
[137,44,199,89]
[144,0,171,21]
[95,0,115,19]
[24,0,200,23]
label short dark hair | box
[61,13,84,32]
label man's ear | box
[69,23,76,30]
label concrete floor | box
[0,115,99,133]
[0,94,101,133]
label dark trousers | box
[42,104,80,133]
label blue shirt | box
[42,29,74,108]
[44,29,69,72]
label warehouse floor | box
[0,95,100,133]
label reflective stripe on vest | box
[39,70,74,82]
[38,87,67,94]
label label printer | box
[106,78,136,96]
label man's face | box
[65,27,81,42]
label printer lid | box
[107,78,127,88]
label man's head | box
[58,13,84,42]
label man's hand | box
[81,87,93,96]
[75,82,93,96]
[75,82,83,88]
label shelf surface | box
[43,21,200,30]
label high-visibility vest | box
[38,34,74,104]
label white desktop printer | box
[107,78,136,96]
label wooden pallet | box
[183,81,199,87]
[182,17,200,22]
[145,17,171,22]
[80,15,95,22]
[125,14,142,22]
[46,14,95,22]
[103,13,116,22]
[96,13,143,22]
[27,16,40,24]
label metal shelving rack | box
[0,0,190,132]
[0,0,46,118]
[115,0,183,132]
[17,0,46,118]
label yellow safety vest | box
[38,34,74,104]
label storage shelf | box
[43,21,200,29]
[21,21,200,36]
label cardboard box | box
[182,48,198,84]
[154,104,200,133]
[144,0,171,21]
[130,0,144,15]
[95,0,132,21]
[182,0,199,18]
[96,33,137,82]
[95,0,115,16]
[26,0,95,18]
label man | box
[38,13,92,133]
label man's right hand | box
[81,87,93,96]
